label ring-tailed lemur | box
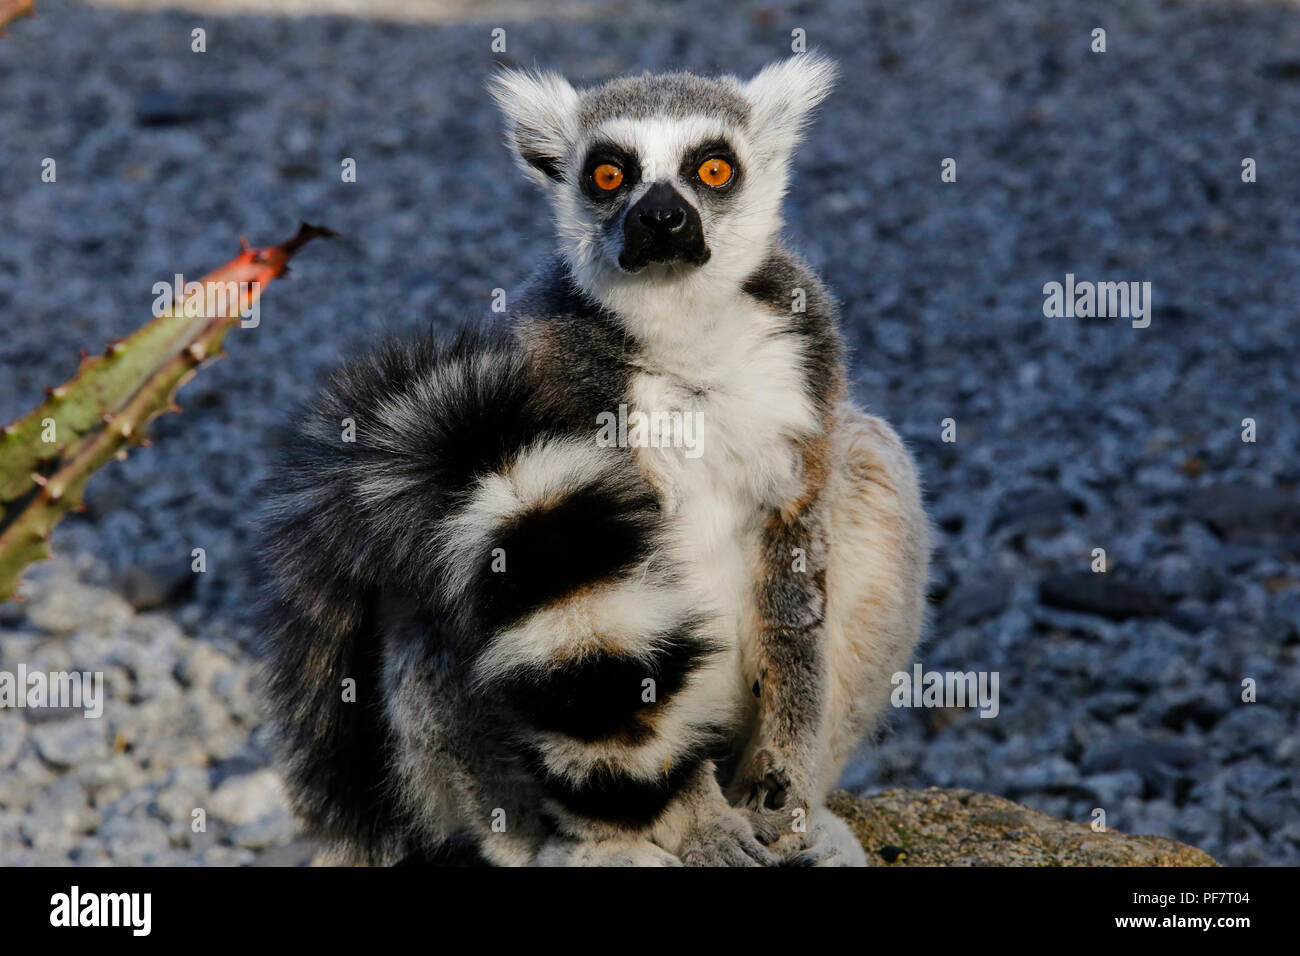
[260,53,930,866]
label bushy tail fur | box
[257,330,554,862]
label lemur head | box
[489,55,837,308]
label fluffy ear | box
[742,52,837,157]
[487,67,581,187]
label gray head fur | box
[488,55,838,322]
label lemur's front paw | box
[746,805,813,860]
[535,837,682,867]
[735,749,814,856]
[737,748,799,811]
[678,806,777,867]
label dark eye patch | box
[580,141,640,204]
[680,139,741,197]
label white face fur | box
[488,55,838,328]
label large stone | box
[30,719,108,768]
[17,567,133,636]
[231,809,298,851]
[114,561,196,612]
[0,716,26,769]
[1183,484,1300,539]
[208,769,290,828]
[1038,573,1166,620]
[940,576,1012,628]
[826,787,1217,866]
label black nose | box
[620,181,709,271]
[639,201,687,235]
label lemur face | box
[579,133,722,273]
[490,55,837,299]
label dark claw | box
[762,769,790,809]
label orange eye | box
[592,163,624,191]
[697,157,733,187]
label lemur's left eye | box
[592,163,624,191]
[697,157,733,188]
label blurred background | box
[0,0,1297,866]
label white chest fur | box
[626,297,818,656]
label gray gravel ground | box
[1,0,1298,865]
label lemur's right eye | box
[697,157,733,188]
[592,163,624,191]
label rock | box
[133,89,244,128]
[114,562,196,611]
[18,778,98,855]
[992,486,1084,536]
[81,477,132,521]
[0,716,27,769]
[73,753,146,808]
[941,576,1011,627]
[1184,484,1300,539]
[826,788,1217,866]
[1215,707,1289,761]
[1002,756,1079,793]
[1080,771,1145,806]
[1211,543,1269,572]
[208,769,289,828]
[211,667,261,726]
[67,841,114,866]
[1153,553,1227,602]
[199,845,257,867]
[1172,806,1222,844]
[30,719,108,768]
[152,766,211,825]
[1080,734,1201,778]
[1242,792,1296,833]
[99,786,157,825]
[1144,687,1229,731]
[1085,690,1141,720]
[17,568,133,635]
[1225,837,1267,866]
[231,809,298,850]
[174,642,231,690]
[1165,604,1213,634]
[208,752,266,789]
[1222,760,1289,799]
[1279,821,1300,847]
[134,90,196,127]
[1038,573,1166,620]
[252,837,319,867]
[100,816,172,866]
